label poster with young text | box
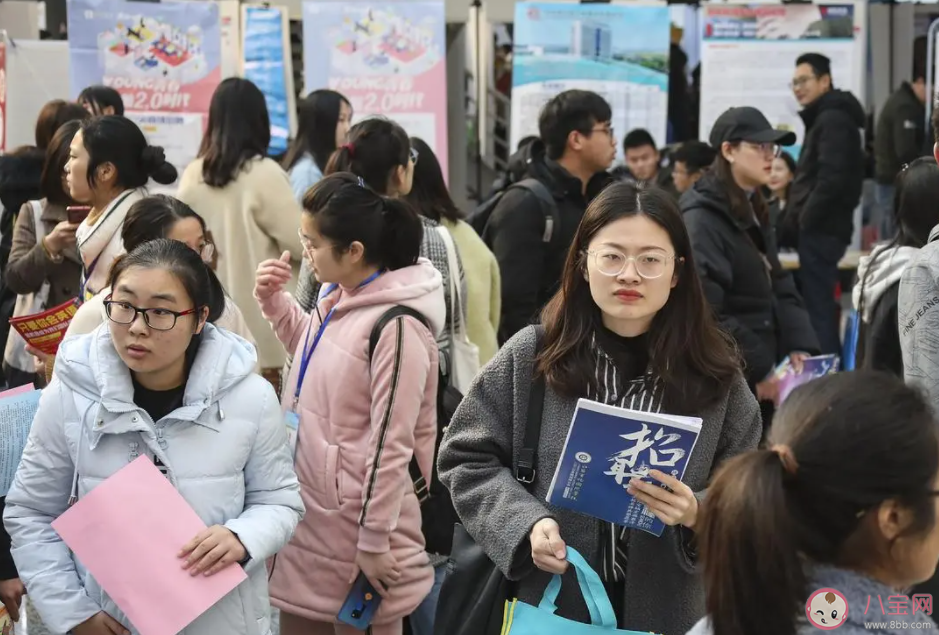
[302,0,449,178]
[67,0,222,177]
[510,2,671,161]
[700,3,864,157]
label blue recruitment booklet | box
[0,389,41,497]
[547,399,702,537]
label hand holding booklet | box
[547,400,701,537]
[52,456,247,635]
[773,354,839,404]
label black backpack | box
[467,178,562,252]
[368,305,462,556]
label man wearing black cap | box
[789,52,866,355]
[682,107,818,419]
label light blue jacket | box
[3,324,304,635]
[288,153,323,202]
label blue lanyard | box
[293,270,382,405]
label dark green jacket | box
[875,82,926,184]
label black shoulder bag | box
[432,327,546,635]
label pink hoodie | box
[260,259,444,624]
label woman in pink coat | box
[255,172,443,635]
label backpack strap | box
[368,305,433,502]
[512,178,560,246]
[516,326,546,485]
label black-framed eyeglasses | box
[104,295,200,331]
[591,126,615,138]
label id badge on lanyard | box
[285,271,381,457]
[285,306,335,456]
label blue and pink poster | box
[67,0,222,176]
[302,1,449,177]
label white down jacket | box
[3,323,304,635]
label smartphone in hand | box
[66,206,92,225]
[337,573,382,629]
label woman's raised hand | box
[254,251,293,300]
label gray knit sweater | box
[438,326,762,635]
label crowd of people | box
[0,40,936,635]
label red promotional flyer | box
[9,299,79,356]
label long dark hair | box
[774,152,797,203]
[80,116,177,188]
[405,137,461,223]
[325,117,409,195]
[199,78,271,188]
[282,90,350,173]
[855,158,939,368]
[537,181,740,414]
[699,371,939,635]
[303,172,422,271]
[40,120,82,206]
[712,147,769,227]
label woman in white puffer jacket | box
[4,238,303,635]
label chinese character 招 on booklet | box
[546,399,702,537]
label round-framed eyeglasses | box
[103,295,200,331]
[585,248,681,279]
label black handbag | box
[433,328,546,635]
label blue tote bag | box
[501,548,655,635]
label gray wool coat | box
[438,326,763,635]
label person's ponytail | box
[699,450,804,635]
[378,197,422,271]
[326,144,354,175]
[140,146,179,185]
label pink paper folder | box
[0,384,34,399]
[52,456,247,635]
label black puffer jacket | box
[486,139,612,343]
[788,89,866,244]
[682,173,820,385]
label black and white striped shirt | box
[588,335,661,583]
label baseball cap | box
[708,107,796,148]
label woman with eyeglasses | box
[438,180,762,635]
[680,107,818,428]
[291,117,465,374]
[4,238,303,635]
[256,172,442,635]
[64,195,255,351]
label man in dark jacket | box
[873,37,928,240]
[789,52,866,355]
[610,128,677,198]
[486,90,615,343]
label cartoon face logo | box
[806,588,849,630]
